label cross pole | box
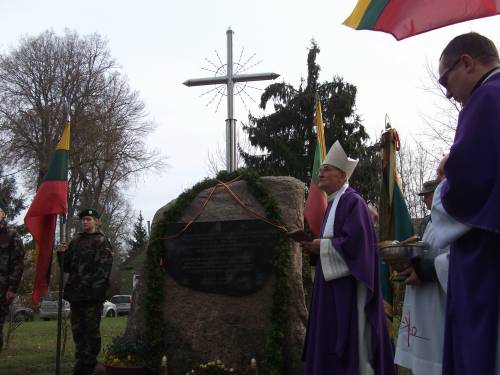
[183,28,280,172]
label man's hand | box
[5,290,16,303]
[300,239,321,256]
[399,264,421,285]
[57,243,67,252]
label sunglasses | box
[438,57,462,88]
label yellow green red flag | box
[304,99,328,237]
[25,119,70,304]
[344,0,500,40]
[379,125,414,337]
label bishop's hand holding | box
[300,239,321,256]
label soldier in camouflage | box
[0,205,25,352]
[59,208,113,375]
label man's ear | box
[463,54,475,73]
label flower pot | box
[104,364,146,375]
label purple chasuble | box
[441,72,500,375]
[303,187,395,375]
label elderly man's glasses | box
[438,57,462,88]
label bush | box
[104,336,147,367]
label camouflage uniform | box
[0,219,25,351]
[63,230,113,375]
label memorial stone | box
[126,176,307,374]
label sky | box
[1,0,500,226]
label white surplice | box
[394,221,449,375]
[432,180,500,374]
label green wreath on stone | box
[143,168,291,374]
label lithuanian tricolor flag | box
[25,119,70,304]
[344,0,500,40]
[304,99,327,237]
[379,124,414,338]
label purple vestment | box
[441,72,500,375]
[303,187,395,375]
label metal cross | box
[183,28,280,172]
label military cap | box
[78,208,100,219]
[417,180,439,196]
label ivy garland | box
[143,168,290,374]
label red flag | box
[304,100,327,237]
[344,0,500,40]
[25,121,70,304]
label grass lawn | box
[0,316,127,375]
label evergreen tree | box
[240,41,380,203]
[0,166,25,221]
[127,211,148,259]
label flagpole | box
[56,100,70,375]
[56,214,66,375]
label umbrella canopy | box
[344,0,500,40]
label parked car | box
[102,300,117,317]
[39,292,71,320]
[8,296,34,322]
[109,295,131,316]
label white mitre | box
[322,140,359,180]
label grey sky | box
[2,0,500,224]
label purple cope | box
[303,187,396,375]
[441,72,500,375]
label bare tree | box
[391,61,462,221]
[205,126,249,177]
[419,61,461,157]
[0,29,164,251]
[397,140,436,219]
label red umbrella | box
[344,0,500,41]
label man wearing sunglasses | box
[433,32,500,375]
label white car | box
[102,300,117,317]
[110,295,131,316]
[40,295,117,319]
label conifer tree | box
[240,41,380,203]
[127,211,148,259]
[0,166,24,221]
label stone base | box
[126,176,308,373]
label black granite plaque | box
[162,219,279,296]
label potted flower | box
[104,335,147,375]
[186,359,236,374]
